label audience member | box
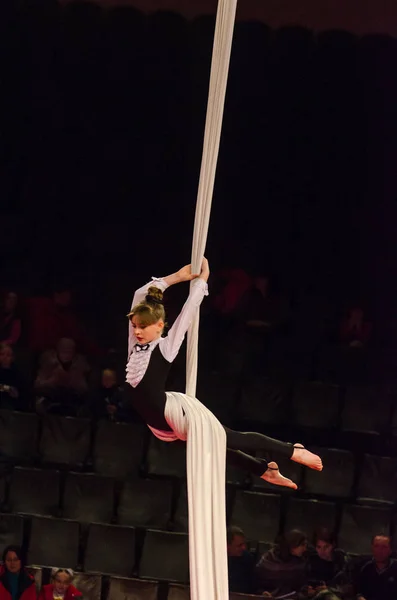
[26,284,101,356]
[227,526,256,594]
[256,530,309,596]
[0,344,25,411]
[0,545,36,600]
[39,568,82,600]
[309,528,347,587]
[92,368,125,421]
[339,306,372,349]
[35,338,90,416]
[355,535,397,600]
[0,292,22,347]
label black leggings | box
[224,428,294,477]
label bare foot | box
[291,444,323,471]
[261,461,298,490]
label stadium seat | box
[304,448,355,497]
[230,491,280,542]
[339,504,392,554]
[73,573,102,600]
[117,478,172,529]
[9,467,60,517]
[0,411,38,461]
[28,516,80,568]
[139,529,189,583]
[146,437,186,478]
[93,420,145,478]
[168,584,190,600]
[239,378,290,426]
[357,455,397,505]
[63,472,115,523]
[342,386,392,434]
[40,416,91,466]
[108,577,158,600]
[285,498,337,536]
[0,514,24,549]
[173,485,188,532]
[84,523,136,576]
[292,382,339,428]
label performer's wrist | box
[163,272,181,286]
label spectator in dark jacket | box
[39,568,82,600]
[309,528,348,587]
[227,526,256,594]
[0,344,25,411]
[355,535,397,600]
[256,530,309,596]
[0,545,36,600]
[93,368,125,421]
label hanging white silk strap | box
[186,0,238,399]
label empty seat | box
[285,498,337,536]
[108,577,158,600]
[357,455,397,505]
[139,529,189,583]
[118,478,172,529]
[342,386,392,434]
[146,437,186,478]
[93,421,145,478]
[0,410,38,461]
[9,467,60,516]
[85,523,136,576]
[339,504,392,554]
[73,573,102,600]
[239,378,290,426]
[305,448,355,497]
[0,514,24,549]
[63,472,115,523]
[168,584,190,600]
[40,416,90,466]
[230,491,280,542]
[28,517,80,568]
[292,382,339,428]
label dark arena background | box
[1,0,397,599]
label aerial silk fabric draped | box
[151,1,238,598]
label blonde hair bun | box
[146,286,164,305]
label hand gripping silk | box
[149,392,228,600]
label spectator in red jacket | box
[0,545,36,600]
[39,569,82,600]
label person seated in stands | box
[354,534,397,600]
[26,282,101,357]
[339,306,372,349]
[0,344,25,411]
[35,338,90,416]
[0,292,22,347]
[309,528,348,588]
[39,568,82,600]
[0,545,36,600]
[256,529,309,596]
[227,526,256,594]
[92,368,126,421]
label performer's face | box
[131,316,164,343]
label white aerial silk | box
[151,0,238,597]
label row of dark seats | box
[0,504,390,582]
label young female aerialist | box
[124,259,322,489]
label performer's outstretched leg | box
[226,449,297,489]
[224,428,322,471]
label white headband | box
[51,568,74,578]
